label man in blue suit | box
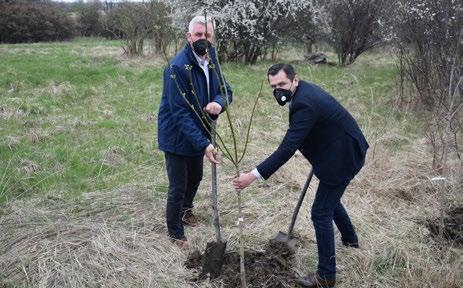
[232,64,368,287]
[158,16,232,248]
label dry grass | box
[0,186,192,287]
[1,131,462,287]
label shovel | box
[201,122,227,278]
[273,168,314,249]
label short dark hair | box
[267,63,296,81]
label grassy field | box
[0,38,461,287]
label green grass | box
[0,39,401,204]
[0,39,162,202]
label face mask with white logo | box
[273,82,294,106]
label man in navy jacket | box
[232,64,367,287]
[158,16,232,248]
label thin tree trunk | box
[235,167,246,288]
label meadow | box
[0,38,461,287]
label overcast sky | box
[54,0,145,2]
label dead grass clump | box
[45,81,74,98]
[100,146,127,168]
[0,106,26,119]
[8,80,23,93]
[3,136,21,150]
[28,128,51,144]
[18,159,39,175]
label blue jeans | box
[164,152,203,239]
[311,180,358,280]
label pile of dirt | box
[426,206,463,245]
[185,240,298,287]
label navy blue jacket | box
[257,81,368,185]
[157,43,232,156]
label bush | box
[74,1,104,37]
[323,0,391,66]
[103,3,152,56]
[0,1,78,43]
[394,0,462,172]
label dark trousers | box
[311,180,358,280]
[164,152,203,239]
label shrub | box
[0,0,78,43]
[103,3,152,56]
[394,0,462,173]
[322,0,391,66]
[74,1,104,37]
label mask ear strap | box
[288,80,296,97]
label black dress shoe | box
[342,241,359,248]
[296,272,336,288]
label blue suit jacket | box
[257,81,368,185]
[157,43,232,156]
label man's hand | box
[204,102,222,115]
[205,144,220,164]
[232,172,257,192]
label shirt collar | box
[192,50,209,67]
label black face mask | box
[273,87,293,106]
[192,39,210,56]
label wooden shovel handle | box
[210,121,222,242]
[287,168,314,237]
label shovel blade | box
[273,231,298,249]
[201,241,227,278]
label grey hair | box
[188,15,213,33]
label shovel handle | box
[210,122,222,242]
[287,168,314,237]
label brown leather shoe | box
[296,272,336,288]
[182,211,198,227]
[171,236,188,249]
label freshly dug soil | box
[426,206,463,245]
[186,240,298,287]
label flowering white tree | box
[214,0,314,63]
[165,0,319,64]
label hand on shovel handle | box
[205,144,220,164]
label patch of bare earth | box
[186,240,297,288]
[426,206,463,245]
